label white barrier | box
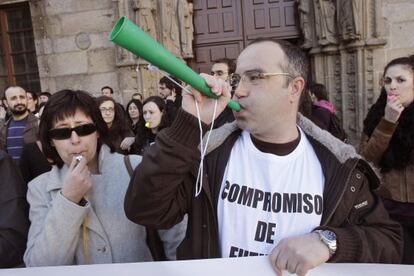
[1,256,413,276]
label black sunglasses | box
[49,123,97,140]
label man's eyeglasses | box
[230,71,295,87]
[99,107,115,113]
[49,123,97,140]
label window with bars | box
[0,2,40,94]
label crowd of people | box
[0,39,413,275]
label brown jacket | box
[359,118,414,203]
[0,113,39,152]
[125,109,402,263]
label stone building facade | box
[298,0,414,143]
[27,0,193,104]
[0,0,413,141]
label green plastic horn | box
[109,16,240,111]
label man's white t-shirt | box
[217,128,325,257]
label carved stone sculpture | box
[162,0,181,57]
[296,0,313,49]
[337,0,362,41]
[133,0,158,40]
[313,0,338,46]
[179,0,194,58]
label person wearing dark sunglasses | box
[23,89,181,266]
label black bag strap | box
[123,155,134,177]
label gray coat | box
[24,145,154,266]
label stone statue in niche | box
[179,0,194,58]
[313,0,338,46]
[296,0,313,49]
[133,0,158,40]
[162,0,181,57]
[337,0,362,41]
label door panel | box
[191,0,300,73]
[193,42,242,73]
[193,0,242,44]
[243,0,299,41]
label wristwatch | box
[314,230,337,257]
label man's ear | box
[4,100,9,108]
[289,77,305,102]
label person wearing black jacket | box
[158,76,182,122]
[0,150,29,267]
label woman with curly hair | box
[359,56,414,264]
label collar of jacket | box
[203,113,379,176]
[46,144,111,192]
[5,112,37,125]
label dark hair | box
[126,99,144,126]
[101,86,114,94]
[26,91,38,102]
[96,96,131,143]
[142,96,170,131]
[308,83,329,101]
[134,96,171,153]
[363,57,414,171]
[159,76,182,96]
[213,58,236,75]
[299,89,313,118]
[132,92,143,100]
[382,57,414,78]
[40,91,51,98]
[39,90,115,168]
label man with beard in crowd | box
[210,58,236,128]
[0,86,38,164]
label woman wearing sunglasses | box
[23,90,156,266]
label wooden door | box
[191,0,300,73]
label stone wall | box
[372,0,414,89]
[26,0,193,105]
[29,0,120,99]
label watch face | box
[323,230,337,242]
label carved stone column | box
[297,0,386,144]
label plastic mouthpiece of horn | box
[109,16,240,112]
